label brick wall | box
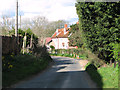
[2,35,23,55]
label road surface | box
[13,56,98,88]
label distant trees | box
[46,20,69,37]
[0,15,68,46]
[30,16,48,46]
[0,15,15,36]
[30,16,68,45]
[75,2,120,63]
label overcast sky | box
[0,0,78,24]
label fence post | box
[30,34,33,48]
[23,33,27,54]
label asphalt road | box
[13,56,98,88]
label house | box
[45,24,69,49]
[46,23,79,50]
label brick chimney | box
[76,21,79,24]
[64,24,67,28]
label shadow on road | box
[9,56,102,88]
[86,64,103,88]
[55,59,74,65]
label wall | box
[52,38,58,49]
[58,38,69,49]
[52,38,69,49]
[2,35,23,55]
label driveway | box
[13,56,98,88]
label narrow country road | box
[13,56,98,88]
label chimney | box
[64,24,67,28]
[76,21,79,24]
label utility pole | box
[15,0,19,54]
[15,0,18,37]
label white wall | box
[52,38,69,49]
[52,38,58,49]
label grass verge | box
[119,67,120,89]
[85,62,118,88]
[50,53,87,60]
[2,54,52,87]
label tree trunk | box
[30,34,33,48]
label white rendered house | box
[50,24,70,49]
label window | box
[62,43,65,47]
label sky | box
[0,0,79,25]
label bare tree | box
[31,16,69,46]
[1,15,15,36]
[15,15,69,46]
[45,20,69,37]
[31,16,49,46]
[0,21,2,36]
[21,18,33,30]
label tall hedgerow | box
[75,2,120,63]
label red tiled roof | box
[52,28,70,38]
[52,32,57,38]
[46,37,52,44]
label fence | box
[2,35,23,55]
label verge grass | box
[2,54,52,87]
[50,53,87,60]
[85,62,118,88]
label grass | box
[98,65,118,88]
[119,67,120,89]
[2,53,52,87]
[50,53,87,60]
[85,62,118,88]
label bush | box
[2,45,53,87]
[85,49,105,68]
[110,43,120,62]
[2,53,52,87]
[50,45,55,50]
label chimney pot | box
[64,24,67,28]
[76,22,79,24]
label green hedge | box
[75,2,120,63]
[54,48,87,56]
